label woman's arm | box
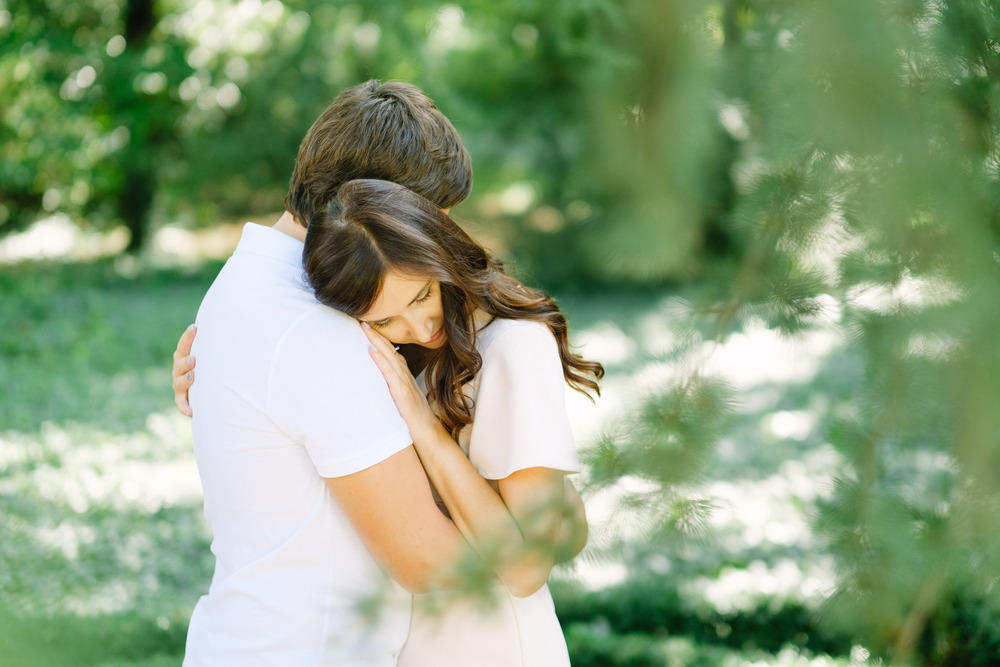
[406,418,579,598]
[555,476,589,564]
[363,324,586,597]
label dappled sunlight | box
[151,222,246,264]
[573,322,637,365]
[728,646,852,667]
[568,296,850,622]
[568,299,845,449]
[2,0,997,659]
[565,322,640,443]
[686,557,834,615]
[1,413,199,514]
[584,475,667,544]
[568,557,629,592]
[0,413,206,616]
[846,270,963,314]
[764,410,816,441]
[0,215,129,263]
[699,322,844,391]
[0,215,245,266]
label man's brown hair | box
[285,80,472,226]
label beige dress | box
[397,316,579,667]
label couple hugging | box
[171,79,603,666]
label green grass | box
[0,256,864,666]
[1,258,219,666]
[0,258,224,432]
[0,607,187,667]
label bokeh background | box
[3,1,1000,665]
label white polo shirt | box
[184,223,413,667]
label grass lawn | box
[0,254,860,666]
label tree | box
[578,0,1000,663]
[0,0,193,252]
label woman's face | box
[359,270,448,349]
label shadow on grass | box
[0,257,224,433]
[0,605,185,667]
[0,257,223,665]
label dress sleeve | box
[267,306,412,478]
[466,321,580,480]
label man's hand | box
[172,324,197,417]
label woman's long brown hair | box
[304,179,604,434]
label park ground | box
[1,220,867,666]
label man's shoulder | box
[195,269,359,367]
[278,303,364,348]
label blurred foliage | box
[554,575,850,658]
[578,1,1000,665]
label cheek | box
[381,324,409,345]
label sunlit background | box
[4,1,1000,665]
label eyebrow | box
[407,281,432,307]
[364,280,432,326]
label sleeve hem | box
[478,461,581,482]
[315,427,413,479]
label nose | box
[404,310,436,343]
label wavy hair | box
[303,179,603,434]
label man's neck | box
[272,211,307,242]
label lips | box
[426,325,444,344]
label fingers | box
[363,325,403,380]
[172,350,196,380]
[361,323,407,368]
[174,371,194,417]
[172,324,197,418]
[361,322,396,356]
[173,323,196,361]
[366,345,397,384]
[172,325,197,376]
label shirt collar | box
[234,222,304,269]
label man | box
[179,80,475,666]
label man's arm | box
[172,324,197,417]
[325,445,472,593]
[176,320,474,592]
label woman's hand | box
[172,324,197,417]
[363,320,582,596]
[361,323,440,443]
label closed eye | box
[363,281,433,330]
[414,284,433,303]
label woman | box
[302,178,603,666]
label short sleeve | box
[267,306,412,478]
[466,321,580,480]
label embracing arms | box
[362,323,588,598]
[173,324,468,594]
[172,323,588,596]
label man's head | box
[285,80,472,226]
